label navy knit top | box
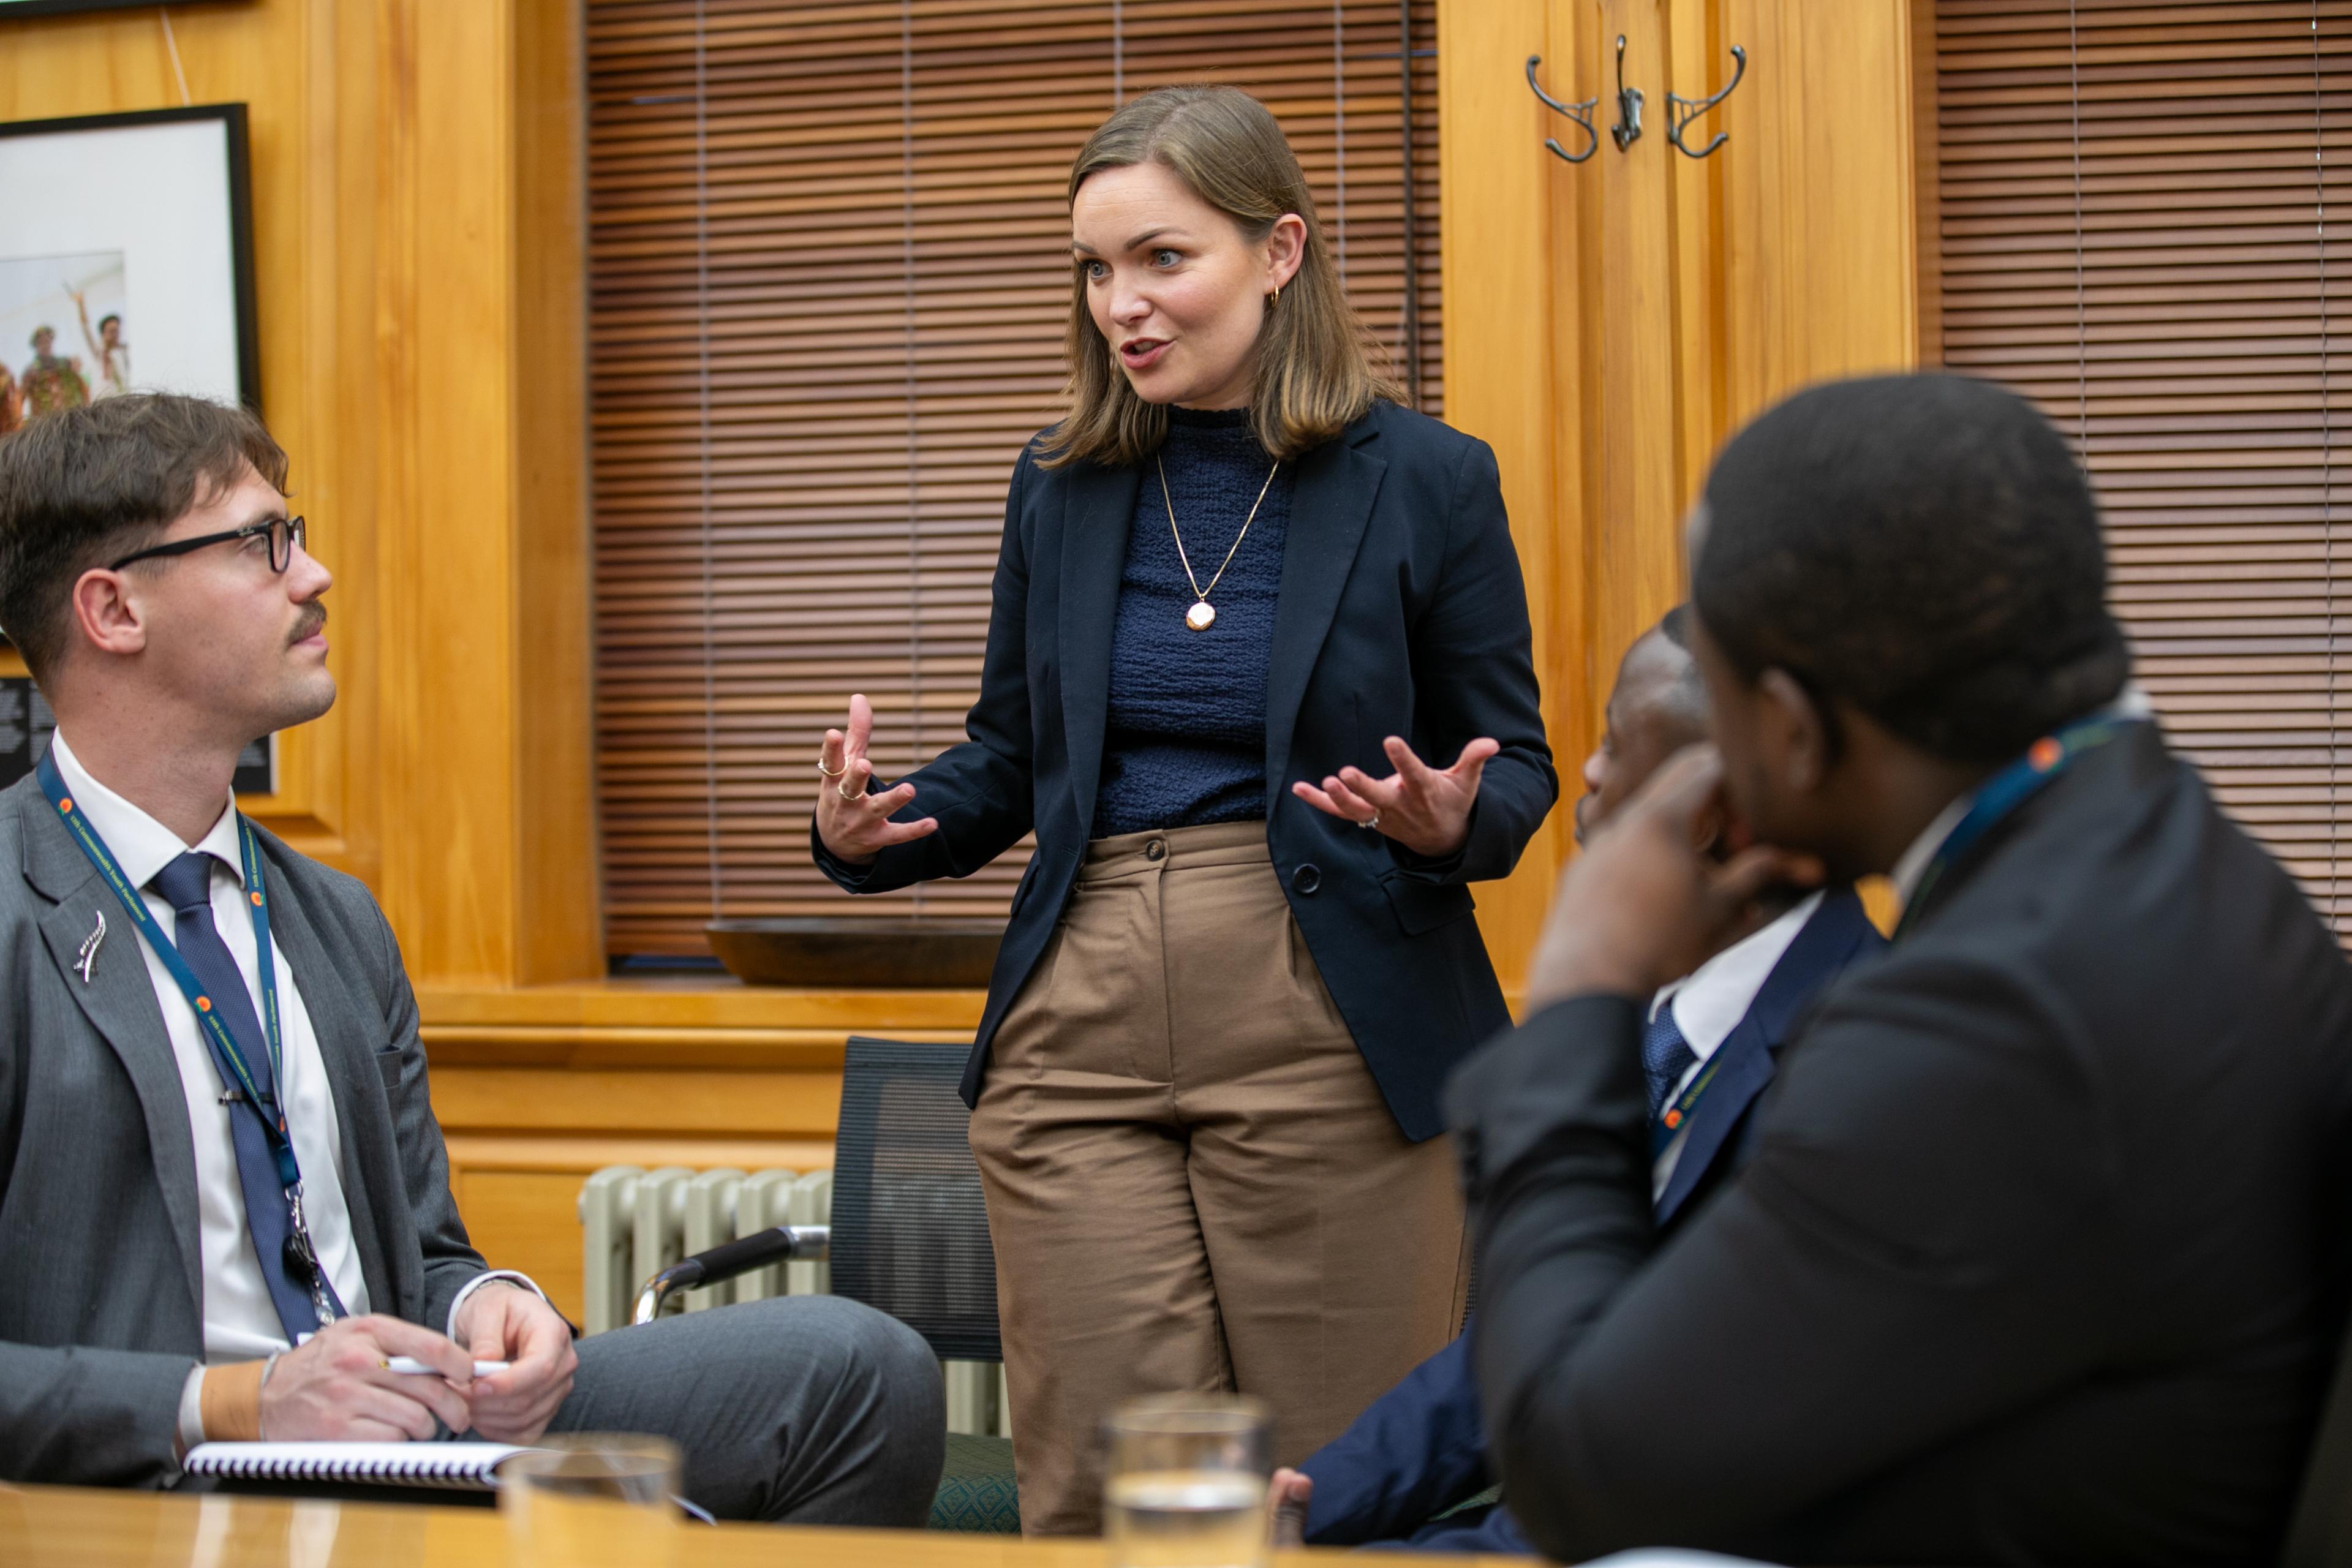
[1093,406,1292,837]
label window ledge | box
[417,979,987,1069]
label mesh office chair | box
[634,1038,1016,1532]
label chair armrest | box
[633,1225,831,1326]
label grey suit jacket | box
[0,772,488,1486]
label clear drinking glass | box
[1102,1395,1274,1568]
[502,1433,680,1568]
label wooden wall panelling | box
[1718,0,1922,424]
[1437,0,1928,968]
[1909,0,1945,368]
[424,982,984,1309]
[1543,0,1602,894]
[1589,0,1697,689]
[1667,0,1732,514]
[342,0,603,987]
[377,0,517,983]
[514,0,605,985]
[1438,0,1567,997]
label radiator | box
[578,1164,1009,1438]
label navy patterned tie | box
[1641,995,1698,1122]
[151,850,327,1342]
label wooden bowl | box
[704,918,1004,989]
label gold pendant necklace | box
[1159,454,1280,632]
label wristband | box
[199,1358,267,1442]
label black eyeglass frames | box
[108,516,307,575]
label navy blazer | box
[1298,888,1885,1552]
[814,402,1555,1140]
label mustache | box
[289,605,328,645]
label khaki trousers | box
[969,821,1468,1536]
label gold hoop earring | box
[1268,284,1281,306]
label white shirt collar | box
[1889,793,1972,912]
[47,731,240,891]
[1649,889,1824,1063]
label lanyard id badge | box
[38,751,341,1327]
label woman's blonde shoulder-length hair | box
[1038,84,1404,471]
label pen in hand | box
[380,1357,508,1378]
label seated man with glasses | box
[0,393,945,1520]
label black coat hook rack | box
[1609,34,1643,151]
[1667,45,1746,158]
[1525,55,1599,164]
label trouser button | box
[1144,839,1166,862]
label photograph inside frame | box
[0,249,127,431]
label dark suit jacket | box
[0,774,488,1487]
[815,402,1555,1139]
[1446,721,2352,1566]
[1300,888,1885,1554]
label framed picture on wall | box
[0,102,259,429]
[0,102,266,788]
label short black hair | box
[0,393,287,683]
[1693,373,2127,763]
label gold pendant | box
[1185,601,1216,632]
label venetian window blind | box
[1936,0,2350,932]
[586,1,1442,959]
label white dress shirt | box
[1646,889,1823,1201]
[50,733,373,1354]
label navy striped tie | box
[1641,997,1697,1123]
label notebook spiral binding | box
[184,1442,523,1491]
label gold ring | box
[837,780,867,802]
[816,753,846,778]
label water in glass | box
[1106,1468,1270,1568]
[501,1433,679,1568]
[1102,1394,1272,1568]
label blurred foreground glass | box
[502,1433,679,1568]
[1103,1395,1273,1568]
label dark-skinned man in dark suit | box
[1449,372,2352,1566]
[1268,606,1884,1555]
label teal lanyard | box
[1653,1048,1726,1156]
[37,751,299,1189]
[1891,714,2134,943]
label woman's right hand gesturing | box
[815,693,940,866]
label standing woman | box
[812,85,1553,1534]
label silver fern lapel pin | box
[74,910,105,984]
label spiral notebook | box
[183,1441,532,1491]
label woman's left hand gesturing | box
[1292,735,1501,859]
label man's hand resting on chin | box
[454,1281,578,1443]
[1525,745,1823,1013]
